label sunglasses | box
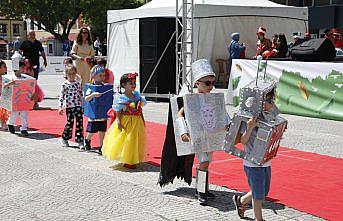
[198,80,216,86]
[82,31,89,34]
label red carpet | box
[27,109,342,220]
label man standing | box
[19,30,47,80]
[19,30,47,109]
[13,36,21,51]
[93,37,101,56]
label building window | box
[272,0,287,4]
[36,22,42,30]
[0,24,7,34]
[332,0,343,4]
[13,24,20,34]
[314,0,330,5]
[305,0,314,6]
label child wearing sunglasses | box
[177,59,229,205]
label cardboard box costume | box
[224,69,288,165]
[84,83,114,119]
[0,74,36,111]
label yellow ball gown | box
[102,91,147,165]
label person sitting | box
[253,27,272,59]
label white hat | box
[191,59,216,85]
[257,26,267,35]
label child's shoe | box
[20,130,29,137]
[8,125,15,134]
[78,141,85,150]
[84,139,91,151]
[60,138,69,147]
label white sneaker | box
[78,142,85,150]
[60,138,69,147]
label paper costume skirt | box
[102,115,146,165]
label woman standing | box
[70,27,94,90]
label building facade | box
[270,0,343,36]
[0,16,26,43]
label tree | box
[0,0,144,42]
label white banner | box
[228,59,343,121]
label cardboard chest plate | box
[0,74,36,111]
[84,84,114,119]
[171,93,227,156]
[224,114,287,165]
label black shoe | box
[195,190,215,199]
[84,139,91,151]
[8,125,15,134]
[98,146,102,155]
[20,130,29,136]
[198,192,208,206]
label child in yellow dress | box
[102,73,147,169]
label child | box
[84,65,108,155]
[0,60,9,130]
[232,89,278,221]
[102,72,146,169]
[5,60,33,136]
[97,58,114,84]
[58,64,84,149]
[177,60,218,205]
[23,58,44,108]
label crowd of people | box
[228,26,342,61]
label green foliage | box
[0,0,144,42]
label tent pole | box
[176,0,194,94]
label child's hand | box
[58,108,64,115]
[93,92,102,98]
[117,123,123,131]
[181,133,190,142]
[247,117,257,129]
[4,81,15,88]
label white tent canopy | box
[107,0,308,90]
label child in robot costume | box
[84,65,108,155]
[5,60,34,136]
[175,59,231,205]
[232,88,279,221]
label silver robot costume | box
[223,57,288,165]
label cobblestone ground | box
[0,130,325,221]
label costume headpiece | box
[191,59,215,86]
[127,72,138,79]
[91,65,105,78]
[257,26,266,35]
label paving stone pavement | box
[0,131,325,221]
[1,60,340,220]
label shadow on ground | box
[162,187,285,214]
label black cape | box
[158,102,195,187]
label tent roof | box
[108,0,308,24]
